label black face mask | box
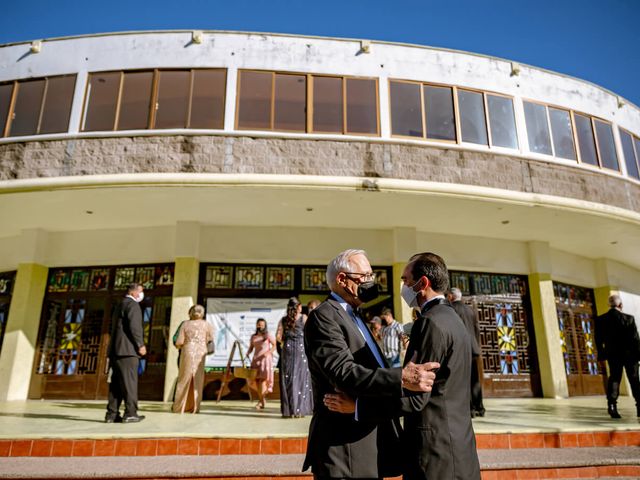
[357,281,379,303]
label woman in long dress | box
[172,305,214,413]
[246,318,276,410]
[277,297,313,418]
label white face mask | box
[135,291,144,303]
[401,280,420,308]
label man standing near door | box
[105,282,147,423]
[595,294,640,419]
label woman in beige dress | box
[172,305,214,413]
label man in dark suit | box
[326,252,480,480]
[105,282,146,423]
[594,294,640,418]
[304,249,439,480]
[448,287,485,417]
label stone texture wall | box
[0,135,638,212]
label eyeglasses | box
[342,271,376,282]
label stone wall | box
[0,135,638,212]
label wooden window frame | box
[83,68,226,132]
[522,99,554,157]
[592,117,620,173]
[485,91,519,150]
[546,104,577,162]
[389,79,457,144]
[235,70,380,136]
[618,127,640,180]
[454,86,491,148]
[2,75,76,137]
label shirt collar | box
[419,294,445,310]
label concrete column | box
[163,221,201,402]
[391,228,416,325]
[528,241,568,398]
[0,263,48,400]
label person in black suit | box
[448,287,485,417]
[594,294,640,418]
[326,252,481,480]
[105,282,147,423]
[303,249,439,480]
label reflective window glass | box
[84,72,120,131]
[635,138,640,178]
[594,120,619,171]
[574,114,598,166]
[190,69,225,129]
[390,81,422,137]
[10,79,45,136]
[40,75,76,134]
[548,108,576,160]
[424,85,455,141]
[274,74,306,131]
[523,101,552,155]
[0,83,14,136]
[237,71,272,130]
[346,78,377,134]
[619,130,639,179]
[487,94,518,149]
[458,90,488,145]
[155,70,190,129]
[312,76,343,133]
[117,71,153,131]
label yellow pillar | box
[163,257,199,402]
[393,262,412,325]
[391,227,416,326]
[0,263,48,400]
[528,272,568,398]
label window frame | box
[235,69,381,137]
[592,117,620,172]
[571,110,621,172]
[82,68,226,132]
[522,98,577,161]
[618,127,640,180]
[1,74,76,138]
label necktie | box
[350,308,385,368]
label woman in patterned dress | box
[277,297,314,418]
[172,305,214,413]
[247,318,276,410]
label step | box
[1,448,639,479]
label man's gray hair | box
[608,294,623,308]
[449,287,462,301]
[326,249,367,290]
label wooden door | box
[469,295,541,397]
[554,282,604,396]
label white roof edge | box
[0,29,636,111]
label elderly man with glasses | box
[302,249,439,480]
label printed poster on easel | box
[205,297,286,368]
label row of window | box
[1,69,639,179]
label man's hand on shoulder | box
[402,353,439,392]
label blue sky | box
[2,0,638,106]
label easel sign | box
[216,339,257,403]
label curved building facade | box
[0,31,638,402]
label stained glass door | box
[450,271,541,398]
[31,264,174,400]
[554,282,604,396]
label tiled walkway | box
[1,396,639,440]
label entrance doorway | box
[553,282,604,396]
[450,271,541,397]
[30,264,174,400]
[0,271,15,357]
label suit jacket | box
[451,300,481,356]
[359,298,480,480]
[303,296,403,478]
[108,297,144,358]
[595,308,640,363]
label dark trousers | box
[107,356,139,417]
[606,357,640,405]
[471,355,484,413]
